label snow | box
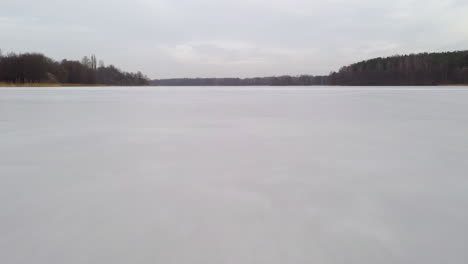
[1,86,468,264]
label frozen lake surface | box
[1,86,468,264]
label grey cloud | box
[1,0,468,78]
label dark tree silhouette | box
[152,50,468,86]
[0,51,149,85]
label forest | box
[152,50,468,86]
[2,50,468,86]
[0,50,149,85]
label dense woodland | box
[152,50,468,86]
[0,50,148,85]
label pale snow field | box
[1,86,468,264]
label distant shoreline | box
[0,83,112,87]
[1,84,467,88]
[2,50,468,87]
[151,50,468,86]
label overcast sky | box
[1,0,468,78]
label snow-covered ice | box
[1,86,468,264]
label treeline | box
[329,50,468,85]
[2,50,467,86]
[152,76,328,86]
[0,50,149,85]
[151,50,468,86]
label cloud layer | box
[1,0,468,78]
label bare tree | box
[91,54,97,70]
[81,56,91,68]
